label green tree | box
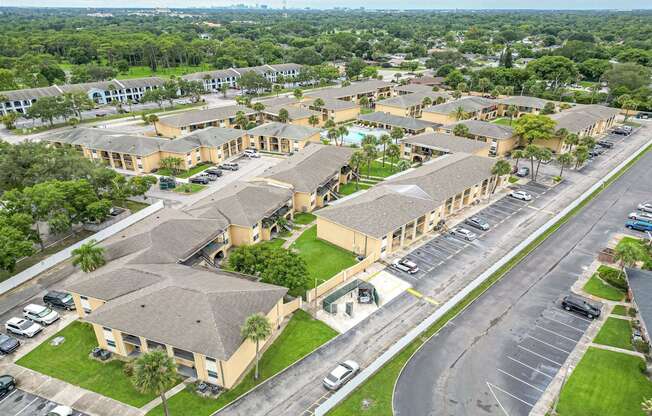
[541,102,556,115]
[86,199,112,223]
[27,96,69,127]
[337,125,349,147]
[386,144,400,172]
[71,240,105,273]
[452,106,469,121]
[349,151,365,190]
[160,157,183,175]
[513,114,556,145]
[278,108,289,123]
[131,350,178,416]
[453,123,470,137]
[272,84,282,97]
[527,56,578,90]
[505,105,518,125]
[614,240,647,279]
[0,213,35,273]
[293,88,303,101]
[573,145,589,169]
[363,143,378,179]
[1,112,19,130]
[147,114,160,136]
[511,149,525,170]
[534,147,552,181]
[346,58,365,80]
[235,111,250,129]
[557,153,574,178]
[396,159,411,172]
[491,160,511,193]
[260,249,309,293]
[241,314,272,380]
[308,115,319,128]
[252,102,266,123]
[220,84,229,98]
[390,126,405,144]
[524,144,541,181]
[379,134,392,166]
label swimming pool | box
[320,126,387,146]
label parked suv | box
[0,375,16,398]
[626,219,652,232]
[392,258,419,274]
[23,304,59,325]
[43,291,76,311]
[561,295,601,319]
[244,149,261,158]
[464,216,490,231]
[597,140,614,149]
[219,162,240,171]
[189,176,209,185]
[5,317,42,337]
[205,168,223,177]
[0,333,20,354]
[450,227,477,241]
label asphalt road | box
[393,132,652,415]
[0,389,87,416]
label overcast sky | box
[0,1,646,10]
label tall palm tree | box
[557,153,574,178]
[337,125,349,147]
[421,97,432,108]
[390,127,404,144]
[323,118,335,130]
[349,151,365,190]
[235,111,249,129]
[220,84,228,98]
[273,84,282,97]
[379,134,392,166]
[278,108,289,123]
[327,128,338,145]
[308,115,319,128]
[293,88,303,101]
[524,144,540,181]
[252,102,265,123]
[614,241,646,279]
[452,106,468,121]
[511,149,525,170]
[241,314,272,380]
[71,240,105,273]
[505,105,518,124]
[363,143,378,179]
[131,350,178,416]
[386,143,401,172]
[564,133,579,153]
[534,148,552,181]
[361,134,378,148]
[491,160,511,193]
[148,114,160,136]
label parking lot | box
[391,181,551,282]
[487,304,596,415]
[0,389,87,416]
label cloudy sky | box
[0,1,645,10]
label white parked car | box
[5,317,42,338]
[244,148,261,158]
[629,211,652,222]
[23,304,60,325]
[392,258,419,274]
[47,405,74,416]
[450,227,477,241]
[510,190,533,201]
[638,202,652,214]
[323,360,360,390]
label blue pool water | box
[320,126,387,145]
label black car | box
[596,140,614,149]
[43,291,76,310]
[464,216,490,231]
[0,375,15,397]
[189,177,209,185]
[0,333,19,354]
[197,174,217,182]
[205,168,223,177]
[561,295,601,319]
[611,127,630,135]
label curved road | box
[393,139,652,415]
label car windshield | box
[61,294,73,303]
[0,334,9,343]
[37,307,53,317]
[326,373,340,383]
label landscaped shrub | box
[598,265,628,291]
[634,339,650,355]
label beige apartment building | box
[422,96,498,125]
[357,112,439,135]
[155,105,257,138]
[248,122,322,154]
[375,91,449,118]
[439,120,519,157]
[400,132,490,162]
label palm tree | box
[252,102,265,123]
[524,144,540,181]
[361,134,378,148]
[564,133,579,153]
[393,73,402,83]
[511,149,525,170]
[452,90,462,100]
[574,145,589,169]
[396,159,411,172]
[337,125,349,147]
[363,143,378,179]
[71,240,105,273]
[452,106,468,121]
[313,98,325,110]
[327,128,338,145]
[220,84,228,98]
[453,123,469,138]
[241,314,272,380]
[349,151,365,190]
[278,108,289,123]
[505,105,518,124]
[308,115,319,128]
[557,153,574,178]
[421,97,432,108]
[293,88,303,101]
[379,134,392,166]
[235,111,249,129]
[359,96,369,108]
[641,397,652,415]
[390,126,404,144]
[614,241,646,279]
[534,148,552,181]
[273,84,282,97]
[491,160,511,193]
[148,114,160,136]
[131,350,178,416]
[323,117,335,130]
[386,143,400,172]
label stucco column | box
[411,220,417,240]
[399,225,406,247]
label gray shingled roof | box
[626,268,652,337]
[305,97,359,111]
[2,77,165,101]
[76,263,287,360]
[248,122,321,141]
[442,120,515,140]
[402,132,490,154]
[357,112,439,131]
[182,68,240,82]
[550,105,619,134]
[393,84,438,94]
[305,80,391,100]
[256,144,355,193]
[181,127,246,148]
[497,96,550,109]
[1,86,62,101]
[423,96,497,115]
[159,105,255,128]
[262,104,319,120]
[187,181,293,227]
[317,153,496,238]
[377,92,446,109]
[48,127,173,157]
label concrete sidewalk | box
[0,364,144,416]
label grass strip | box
[328,141,652,415]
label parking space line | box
[497,368,545,393]
[535,324,580,343]
[486,382,512,416]
[559,311,593,325]
[543,316,586,333]
[517,345,563,366]
[0,389,17,404]
[527,335,571,354]
[506,356,553,379]
[488,381,535,408]
[14,398,39,416]
[407,288,424,299]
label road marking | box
[407,288,423,299]
[544,315,586,333]
[486,382,511,416]
[506,356,553,379]
[527,335,572,354]
[488,381,535,408]
[535,324,580,343]
[14,398,39,416]
[497,368,545,393]
[559,310,593,324]
[0,389,17,404]
[524,205,555,215]
[517,345,563,367]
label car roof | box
[7,317,26,325]
[24,303,47,312]
[330,364,350,378]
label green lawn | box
[508,176,519,184]
[157,163,213,179]
[360,107,374,114]
[173,183,207,194]
[338,182,371,196]
[362,160,397,179]
[611,305,629,316]
[291,226,357,288]
[593,317,633,350]
[146,310,337,416]
[556,348,652,416]
[120,200,150,213]
[583,274,625,301]
[491,117,513,126]
[16,321,158,407]
[0,230,93,283]
[259,238,286,249]
[293,212,316,225]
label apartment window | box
[207,370,219,379]
[80,296,92,313]
[107,340,116,348]
[253,234,259,242]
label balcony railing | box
[262,205,290,228]
[122,333,141,346]
[318,178,339,196]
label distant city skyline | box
[0,1,648,10]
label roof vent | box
[196,319,201,324]
[141,304,146,308]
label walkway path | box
[589,342,645,358]
[282,223,313,249]
[140,380,191,413]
